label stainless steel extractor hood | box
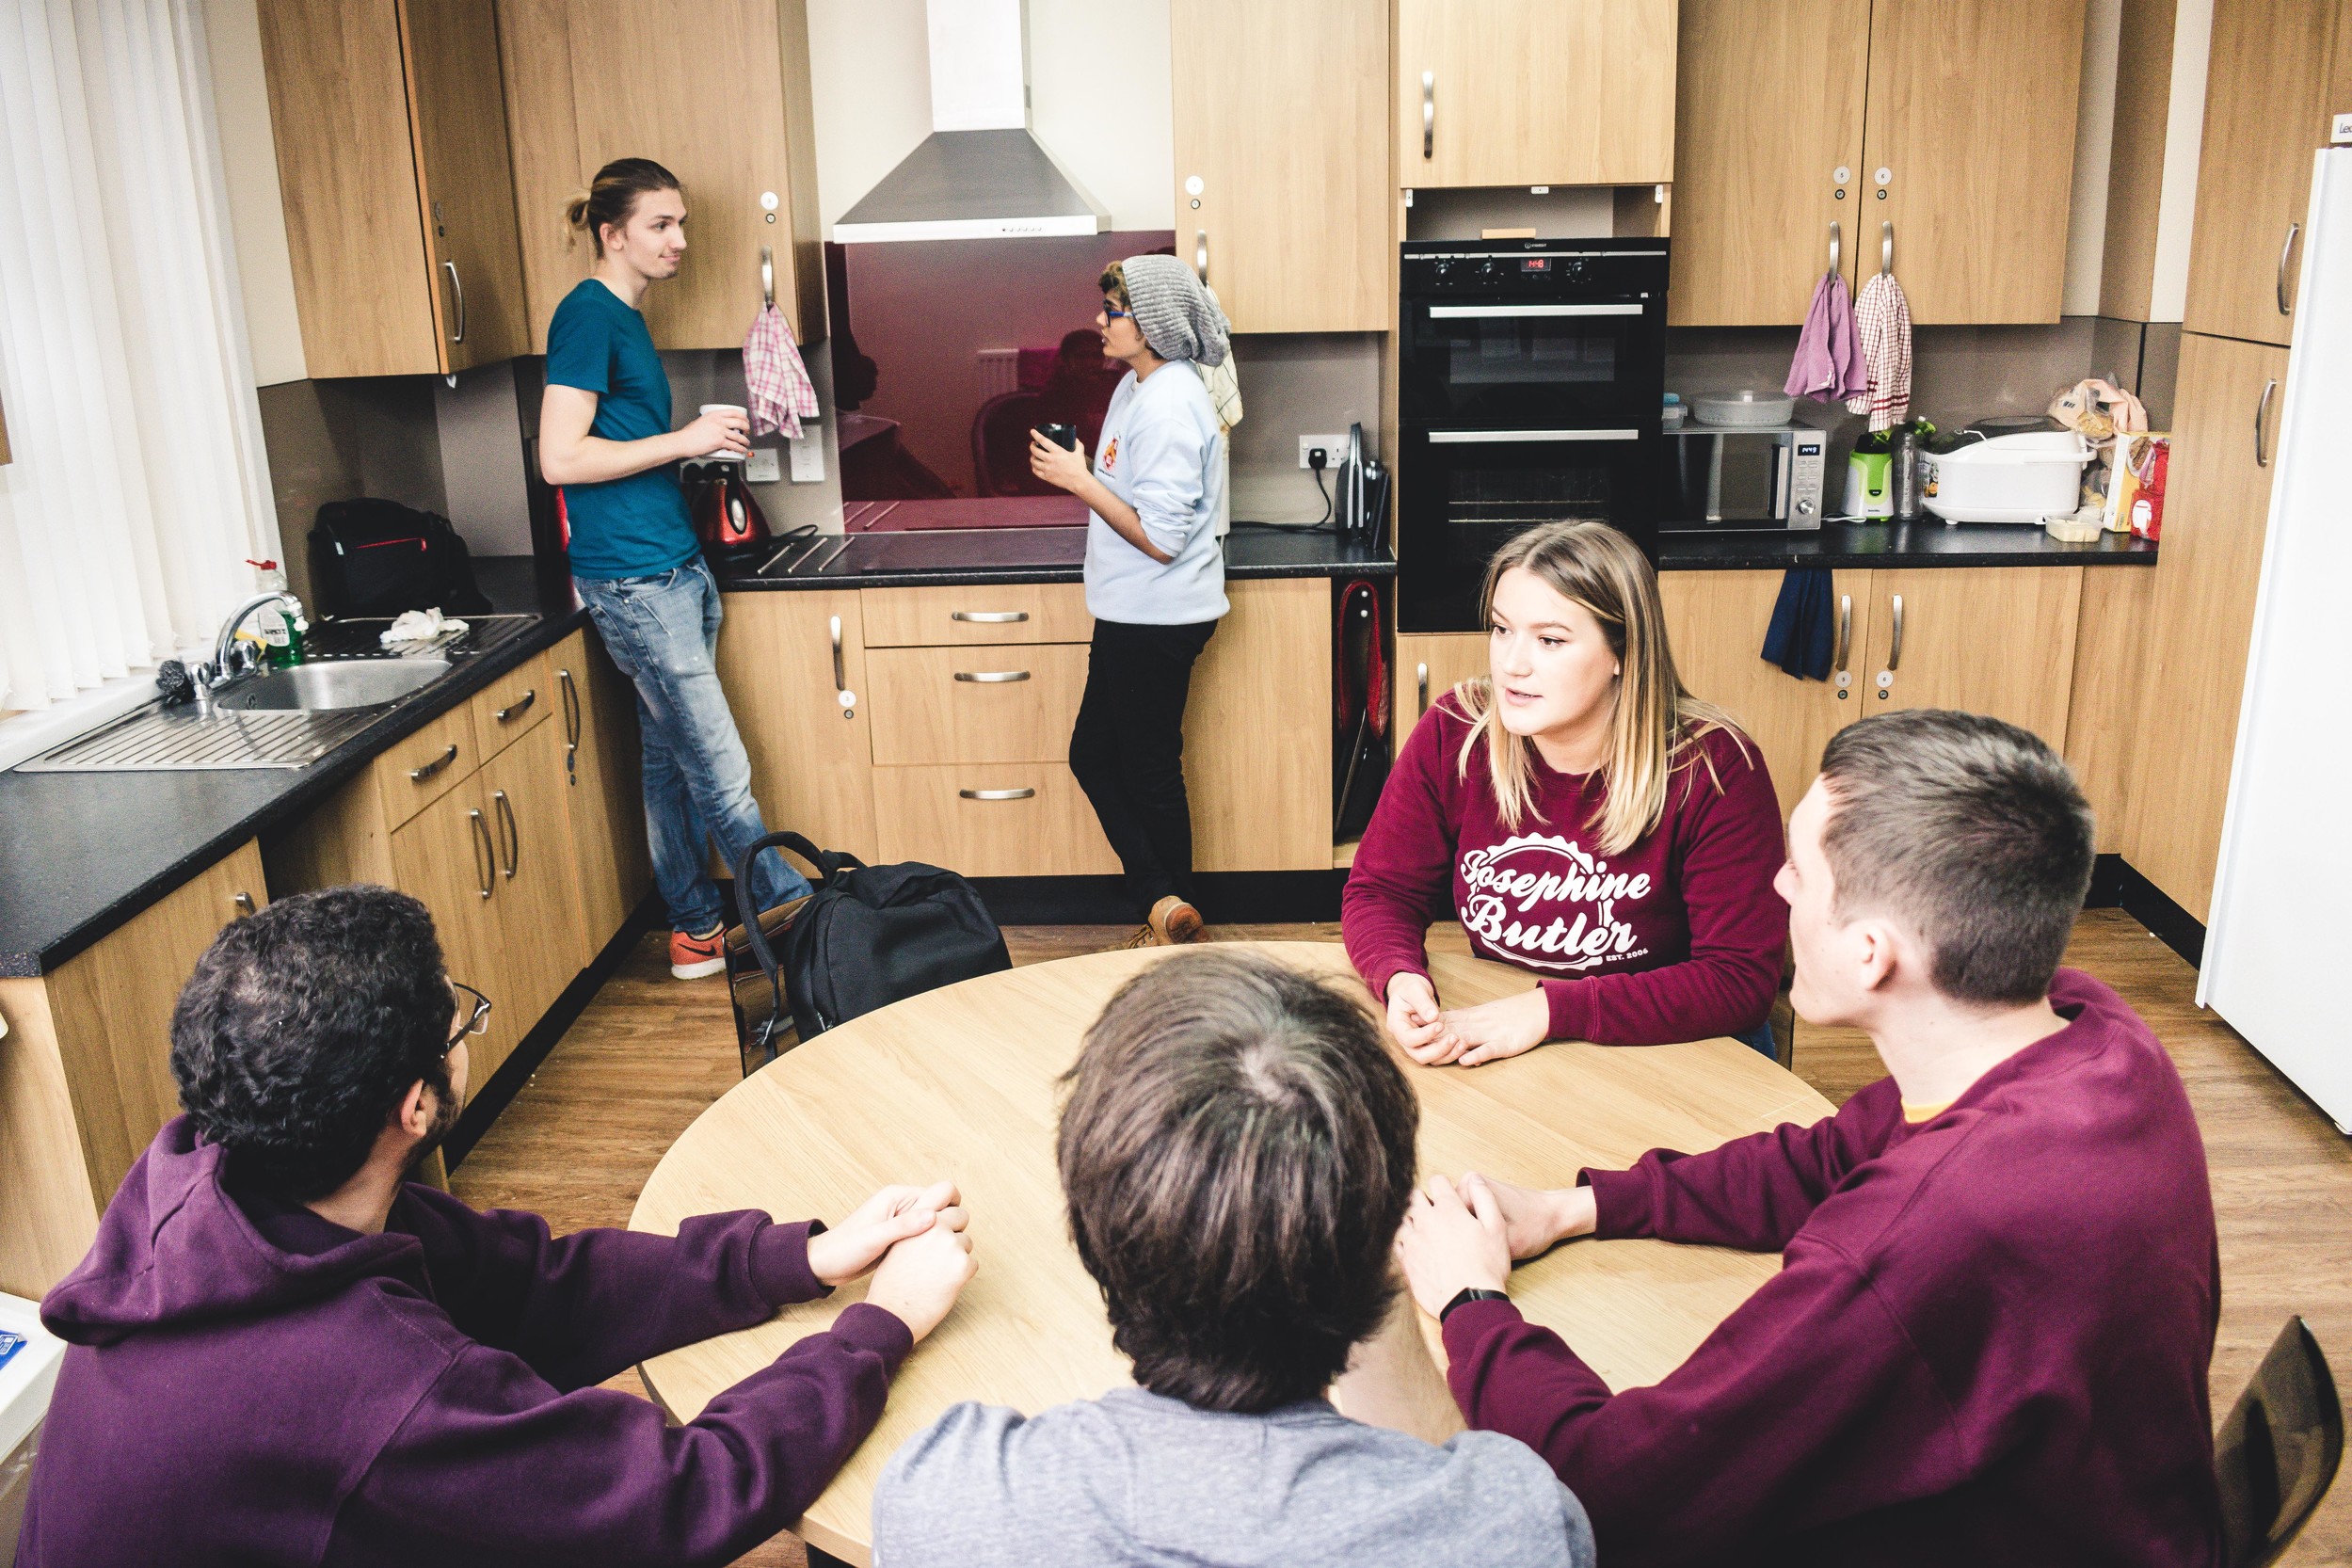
[832,0,1107,244]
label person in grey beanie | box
[1030,257,1233,948]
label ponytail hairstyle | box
[564,158,682,254]
[1449,519,1748,854]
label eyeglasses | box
[449,983,491,1051]
[1102,299,1131,320]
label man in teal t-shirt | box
[538,158,809,979]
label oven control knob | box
[1796,499,1816,517]
[1430,257,1455,280]
[1478,259,1503,281]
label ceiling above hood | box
[832,0,1107,244]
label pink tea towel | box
[744,303,819,440]
[1847,270,1913,432]
[1785,273,1868,403]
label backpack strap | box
[733,832,865,1055]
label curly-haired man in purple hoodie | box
[19,884,975,1567]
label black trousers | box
[1068,616,1218,917]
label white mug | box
[697,403,749,462]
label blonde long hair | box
[1451,520,1745,854]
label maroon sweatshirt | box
[1442,970,2223,1567]
[22,1116,910,1567]
[1343,699,1786,1044]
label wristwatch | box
[1440,1287,1511,1323]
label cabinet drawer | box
[872,764,1118,877]
[861,583,1093,647]
[867,644,1088,765]
[469,648,555,761]
[373,702,481,830]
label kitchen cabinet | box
[0,841,266,1297]
[472,719,588,1079]
[1171,0,1389,332]
[1856,567,2083,743]
[872,766,1118,878]
[2063,565,2156,856]
[1670,0,2085,326]
[2181,0,2346,346]
[2121,332,2289,921]
[468,648,556,764]
[1397,0,1677,190]
[1393,632,1491,752]
[867,645,1090,767]
[861,584,1094,648]
[256,0,530,376]
[1669,0,1869,327]
[498,0,824,351]
[1187,580,1336,872]
[552,629,652,968]
[715,591,878,864]
[386,778,507,1070]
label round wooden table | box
[632,942,1834,1565]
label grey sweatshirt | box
[872,1387,1595,1568]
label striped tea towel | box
[744,303,819,440]
[1847,270,1912,432]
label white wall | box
[202,0,306,387]
[2151,0,2215,321]
[2063,0,2123,316]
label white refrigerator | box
[2200,146,2352,1137]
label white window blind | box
[0,0,280,713]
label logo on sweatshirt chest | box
[1457,833,1653,971]
[1100,436,1120,473]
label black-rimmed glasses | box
[449,983,492,1051]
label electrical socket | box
[788,431,824,483]
[744,447,782,483]
[1299,433,1351,470]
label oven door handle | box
[1426,428,1642,444]
[1425,302,1646,318]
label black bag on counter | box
[732,830,1011,1066]
[309,499,493,619]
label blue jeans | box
[575,560,811,934]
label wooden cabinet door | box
[866,645,1091,767]
[1660,568,1875,819]
[553,627,651,966]
[1173,0,1389,332]
[2181,0,2343,346]
[398,0,531,371]
[2121,333,2289,921]
[1393,632,1492,749]
[1856,567,2083,747]
[477,718,587,1078]
[1670,0,1870,327]
[1398,0,1677,189]
[1188,580,1335,872]
[715,590,879,863]
[871,765,1119,877]
[390,782,505,1070]
[1858,0,2086,324]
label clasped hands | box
[1385,972,1551,1067]
[1393,1171,1599,1320]
[806,1179,977,1342]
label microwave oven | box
[1658,425,1826,532]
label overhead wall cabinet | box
[1170,0,1390,332]
[498,0,824,351]
[1398,0,1677,190]
[256,0,530,376]
[1671,0,2086,326]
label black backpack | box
[733,831,1011,1064]
[310,498,493,619]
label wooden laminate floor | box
[452,909,2352,1567]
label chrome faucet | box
[203,591,306,690]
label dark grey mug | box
[1037,423,1079,451]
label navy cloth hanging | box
[1761,568,1836,680]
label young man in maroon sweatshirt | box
[1395,709,2222,1567]
[19,885,976,1567]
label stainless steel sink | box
[214,658,451,712]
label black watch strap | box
[1440,1287,1511,1323]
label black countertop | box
[1658,520,2157,570]
[719,521,1398,590]
[0,560,585,978]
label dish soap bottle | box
[246,559,307,668]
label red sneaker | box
[669,925,727,980]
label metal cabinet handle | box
[1827,220,1841,278]
[2279,223,2301,316]
[951,610,1028,623]
[495,689,536,724]
[442,260,466,344]
[830,614,856,718]
[953,669,1031,683]
[1834,595,1852,672]
[959,787,1035,801]
[1416,661,1430,717]
[760,244,776,311]
[2255,378,2279,469]
[1886,594,1906,672]
[409,743,458,782]
[1421,71,1435,160]
[469,808,493,900]
[1880,219,1894,276]
[232,891,256,917]
[1194,229,1208,284]
[557,667,580,784]
[493,790,519,879]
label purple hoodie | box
[19,1116,911,1567]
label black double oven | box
[1397,238,1668,632]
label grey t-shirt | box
[872,1387,1596,1568]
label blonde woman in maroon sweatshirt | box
[1341,520,1786,1058]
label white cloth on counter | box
[380,608,470,653]
[1082,364,1228,627]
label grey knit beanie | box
[1119,253,1231,368]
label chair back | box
[2218,1315,2343,1567]
[970,390,1051,496]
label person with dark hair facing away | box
[1395,710,2222,1567]
[872,948,1595,1568]
[539,157,812,981]
[17,886,977,1568]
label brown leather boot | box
[1147,896,1205,946]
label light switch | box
[744,447,782,483]
[789,432,824,483]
